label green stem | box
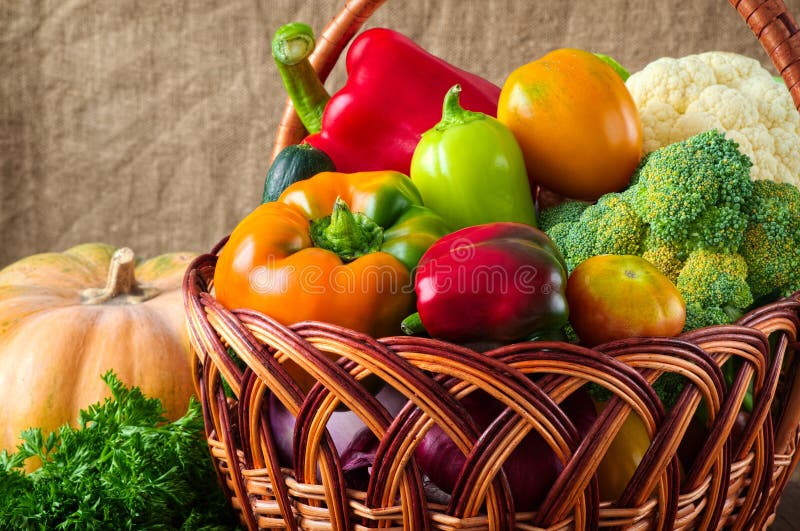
[593,53,630,81]
[401,312,426,336]
[272,22,330,134]
[310,198,383,261]
[435,84,484,132]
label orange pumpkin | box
[0,243,196,457]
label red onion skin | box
[268,383,597,508]
[268,384,408,487]
[413,388,597,511]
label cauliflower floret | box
[686,85,760,130]
[626,51,800,189]
[738,76,797,129]
[637,102,683,153]
[626,56,717,114]
[693,52,768,86]
[770,127,800,186]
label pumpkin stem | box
[81,248,158,305]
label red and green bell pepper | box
[405,222,569,343]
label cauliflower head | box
[626,51,800,188]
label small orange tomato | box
[498,48,643,201]
[566,255,685,346]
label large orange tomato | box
[566,255,686,346]
[498,48,643,201]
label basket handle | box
[272,0,388,160]
[733,0,800,104]
[272,0,800,158]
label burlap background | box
[2,1,800,524]
[2,0,800,266]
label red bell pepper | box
[407,222,569,343]
[273,24,501,175]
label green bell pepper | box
[410,84,538,230]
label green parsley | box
[0,371,240,530]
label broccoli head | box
[538,200,589,233]
[626,130,753,255]
[545,221,574,267]
[676,250,753,330]
[741,179,800,299]
[544,193,646,271]
[641,230,686,283]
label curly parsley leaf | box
[0,371,240,530]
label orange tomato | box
[566,255,686,346]
[498,48,643,201]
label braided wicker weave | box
[185,1,800,529]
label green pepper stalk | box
[272,22,330,133]
[435,84,484,130]
[310,197,384,262]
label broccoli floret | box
[538,200,589,233]
[741,180,800,299]
[549,193,647,271]
[653,372,689,410]
[626,130,753,254]
[676,250,753,330]
[641,230,686,283]
[561,322,580,344]
[544,222,573,260]
[683,304,733,332]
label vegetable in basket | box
[268,374,599,512]
[214,170,450,387]
[589,396,653,501]
[410,84,538,230]
[403,222,568,343]
[263,143,336,203]
[414,388,597,511]
[273,23,501,175]
[268,384,408,490]
[566,254,686,347]
[626,51,800,188]
[497,47,643,201]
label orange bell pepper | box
[214,171,449,341]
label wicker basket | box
[184,1,800,529]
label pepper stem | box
[310,197,384,262]
[401,312,427,336]
[435,84,484,131]
[272,22,331,134]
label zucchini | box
[262,143,335,203]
